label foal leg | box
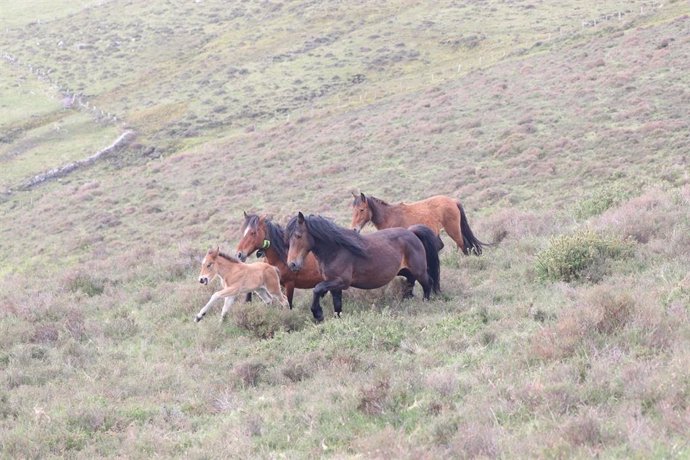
[220,296,237,322]
[195,287,240,322]
[254,288,273,304]
[196,292,221,322]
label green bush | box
[536,229,634,282]
[575,183,632,219]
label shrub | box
[358,377,391,416]
[64,274,106,297]
[233,359,266,387]
[231,303,306,339]
[589,289,635,334]
[575,183,632,219]
[536,229,634,282]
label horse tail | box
[409,224,441,294]
[457,202,487,256]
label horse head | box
[350,192,372,233]
[198,246,220,285]
[236,212,268,261]
[286,212,314,272]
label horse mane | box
[287,214,368,258]
[218,251,241,263]
[243,213,289,262]
[355,194,390,225]
[353,194,389,207]
[263,219,289,262]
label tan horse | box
[350,193,486,255]
[195,247,288,322]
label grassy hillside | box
[1,0,689,458]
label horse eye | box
[207,263,212,268]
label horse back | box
[397,195,458,232]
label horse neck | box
[369,199,394,229]
[215,257,240,281]
[264,246,288,269]
[311,241,338,264]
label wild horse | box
[350,192,486,255]
[195,247,288,322]
[286,213,441,322]
[235,212,340,310]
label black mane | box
[263,219,289,262]
[243,213,289,262]
[287,214,368,258]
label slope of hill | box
[0,1,688,458]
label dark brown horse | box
[286,213,441,322]
[350,193,486,255]
[235,213,340,310]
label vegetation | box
[536,229,634,282]
[1,0,689,458]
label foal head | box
[350,192,372,232]
[198,247,221,285]
[286,212,314,272]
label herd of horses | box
[195,193,487,323]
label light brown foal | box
[195,247,288,322]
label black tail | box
[458,203,487,256]
[409,224,441,294]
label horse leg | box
[408,258,433,301]
[244,292,252,303]
[312,279,347,322]
[397,268,415,299]
[444,215,466,254]
[220,296,237,322]
[196,292,220,322]
[254,288,273,304]
[310,290,325,323]
[196,287,240,322]
[331,290,343,318]
[285,282,295,310]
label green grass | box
[1,0,689,457]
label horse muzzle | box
[236,252,247,262]
[199,277,209,285]
[288,261,302,272]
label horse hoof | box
[195,315,202,322]
[335,312,342,318]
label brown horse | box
[350,192,486,255]
[235,212,340,310]
[286,213,441,322]
[195,247,288,322]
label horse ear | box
[360,192,366,202]
[351,191,358,198]
[243,210,248,218]
[297,212,305,223]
